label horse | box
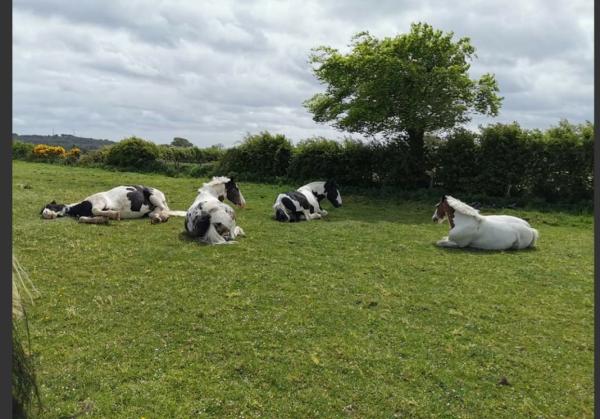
[272,180,342,222]
[40,185,187,224]
[432,195,539,250]
[184,176,247,244]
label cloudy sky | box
[13,0,593,146]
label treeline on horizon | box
[12,133,115,151]
[12,119,593,207]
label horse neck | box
[452,211,478,227]
[194,189,219,204]
[303,181,324,190]
[200,184,223,199]
[300,182,325,198]
[64,201,84,216]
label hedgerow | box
[12,120,594,204]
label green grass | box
[13,161,593,418]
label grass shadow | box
[433,245,540,254]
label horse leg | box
[78,216,109,224]
[92,208,120,220]
[201,224,236,245]
[436,237,460,248]
[148,194,170,223]
[317,205,328,216]
[148,208,168,224]
[303,209,321,220]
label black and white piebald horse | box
[184,176,247,245]
[272,180,342,222]
[41,185,187,224]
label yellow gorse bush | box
[32,144,66,157]
[65,147,81,158]
[31,144,81,161]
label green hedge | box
[12,120,594,204]
[216,131,293,180]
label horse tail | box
[529,228,540,247]
[167,210,187,217]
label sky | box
[13,0,593,147]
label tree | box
[304,22,502,186]
[171,137,193,147]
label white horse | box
[41,185,187,224]
[184,176,246,245]
[273,180,342,222]
[432,195,539,250]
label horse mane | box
[446,196,482,219]
[200,176,231,191]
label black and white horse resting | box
[273,180,342,222]
[41,186,186,224]
[185,176,247,244]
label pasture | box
[13,161,593,418]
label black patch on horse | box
[185,212,211,238]
[285,192,311,210]
[126,185,154,212]
[66,200,93,217]
[313,191,326,201]
[281,196,304,222]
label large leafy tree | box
[305,22,502,186]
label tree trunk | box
[407,128,428,188]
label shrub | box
[433,129,480,192]
[106,137,159,169]
[12,141,34,160]
[217,131,293,180]
[288,137,343,182]
[336,139,377,186]
[476,123,532,197]
[32,144,66,160]
[188,162,218,178]
[78,146,112,167]
[530,120,593,202]
[370,138,414,188]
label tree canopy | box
[304,22,503,185]
[171,137,194,147]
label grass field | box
[13,161,593,418]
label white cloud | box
[12,0,593,146]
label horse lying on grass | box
[184,176,246,245]
[272,180,342,222]
[432,195,539,250]
[41,185,186,224]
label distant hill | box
[12,133,115,151]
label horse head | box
[432,195,455,227]
[201,176,246,208]
[323,180,342,208]
[224,178,246,208]
[40,200,67,219]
